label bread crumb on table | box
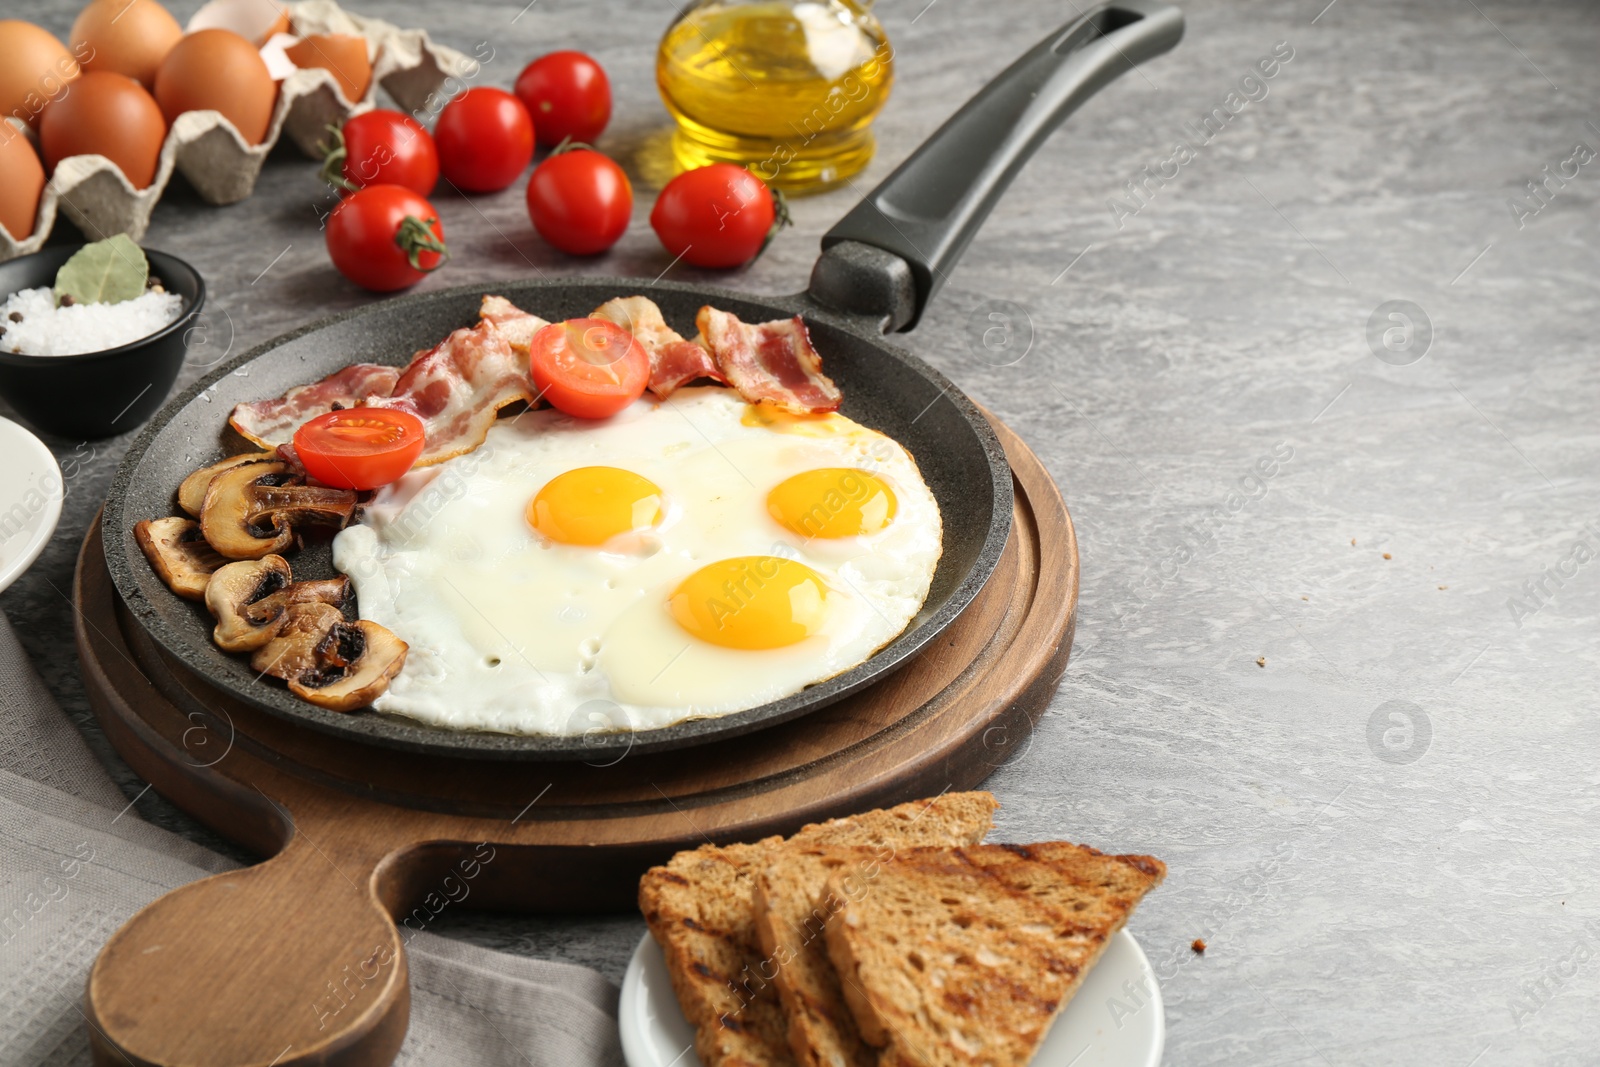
[1255,657,1266,668]
[1191,939,1207,954]
[1383,552,1392,560]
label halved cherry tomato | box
[293,408,427,490]
[514,51,611,147]
[528,319,649,419]
[323,109,438,196]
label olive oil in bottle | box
[656,0,894,193]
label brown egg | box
[71,0,182,89]
[0,127,46,239]
[154,28,277,146]
[186,0,290,48]
[284,34,372,104]
[0,20,81,129]
[39,70,166,189]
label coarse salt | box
[0,286,184,357]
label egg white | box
[331,387,942,735]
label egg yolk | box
[670,556,829,650]
[741,403,849,437]
[767,468,898,539]
[528,466,664,546]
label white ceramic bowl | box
[0,416,63,594]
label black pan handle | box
[808,0,1184,332]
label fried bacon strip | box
[591,296,724,398]
[364,320,535,467]
[696,306,842,414]
[479,294,549,355]
[226,295,845,470]
[228,363,401,448]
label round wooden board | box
[73,414,1076,1067]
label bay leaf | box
[54,235,149,306]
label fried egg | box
[331,387,942,735]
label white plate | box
[0,417,62,595]
[620,927,1164,1067]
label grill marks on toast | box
[638,793,1000,1067]
[822,843,1166,1067]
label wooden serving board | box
[72,416,1077,1067]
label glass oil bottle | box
[656,0,894,193]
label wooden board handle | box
[86,827,409,1067]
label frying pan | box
[102,0,1183,761]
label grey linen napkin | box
[0,611,625,1067]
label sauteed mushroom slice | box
[247,577,350,623]
[201,463,295,559]
[177,452,275,516]
[205,558,351,653]
[250,602,345,680]
[199,462,358,560]
[134,517,228,600]
[207,556,292,651]
[288,620,408,712]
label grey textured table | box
[6,1,1598,1064]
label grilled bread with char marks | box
[638,793,999,1067]
[823,842,1165,1067]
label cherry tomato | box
[514,51,611,147]
[434,87,534,193]
[324,109,438,196]
[293,408,427,490]
[526,149,632,256]
[651,164,781,269]
[528,319,649,419]
[325,184,448,292]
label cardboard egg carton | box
[0,0,473,262]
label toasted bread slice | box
[638,793,999,1067]
[823,842,1166,1067]
[752,841,1153,1065]
[755,847,884,1067]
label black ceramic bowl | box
[0,246,205,439]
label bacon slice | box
[696,306,841,414]
[364,320,535,467]
[591,296,683,355]
[591,296,724,399]
[479,294,549,356]
[274,441,306,477]
[652,339,726,397]
[229,297,845,476]
[228,363,402,448]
